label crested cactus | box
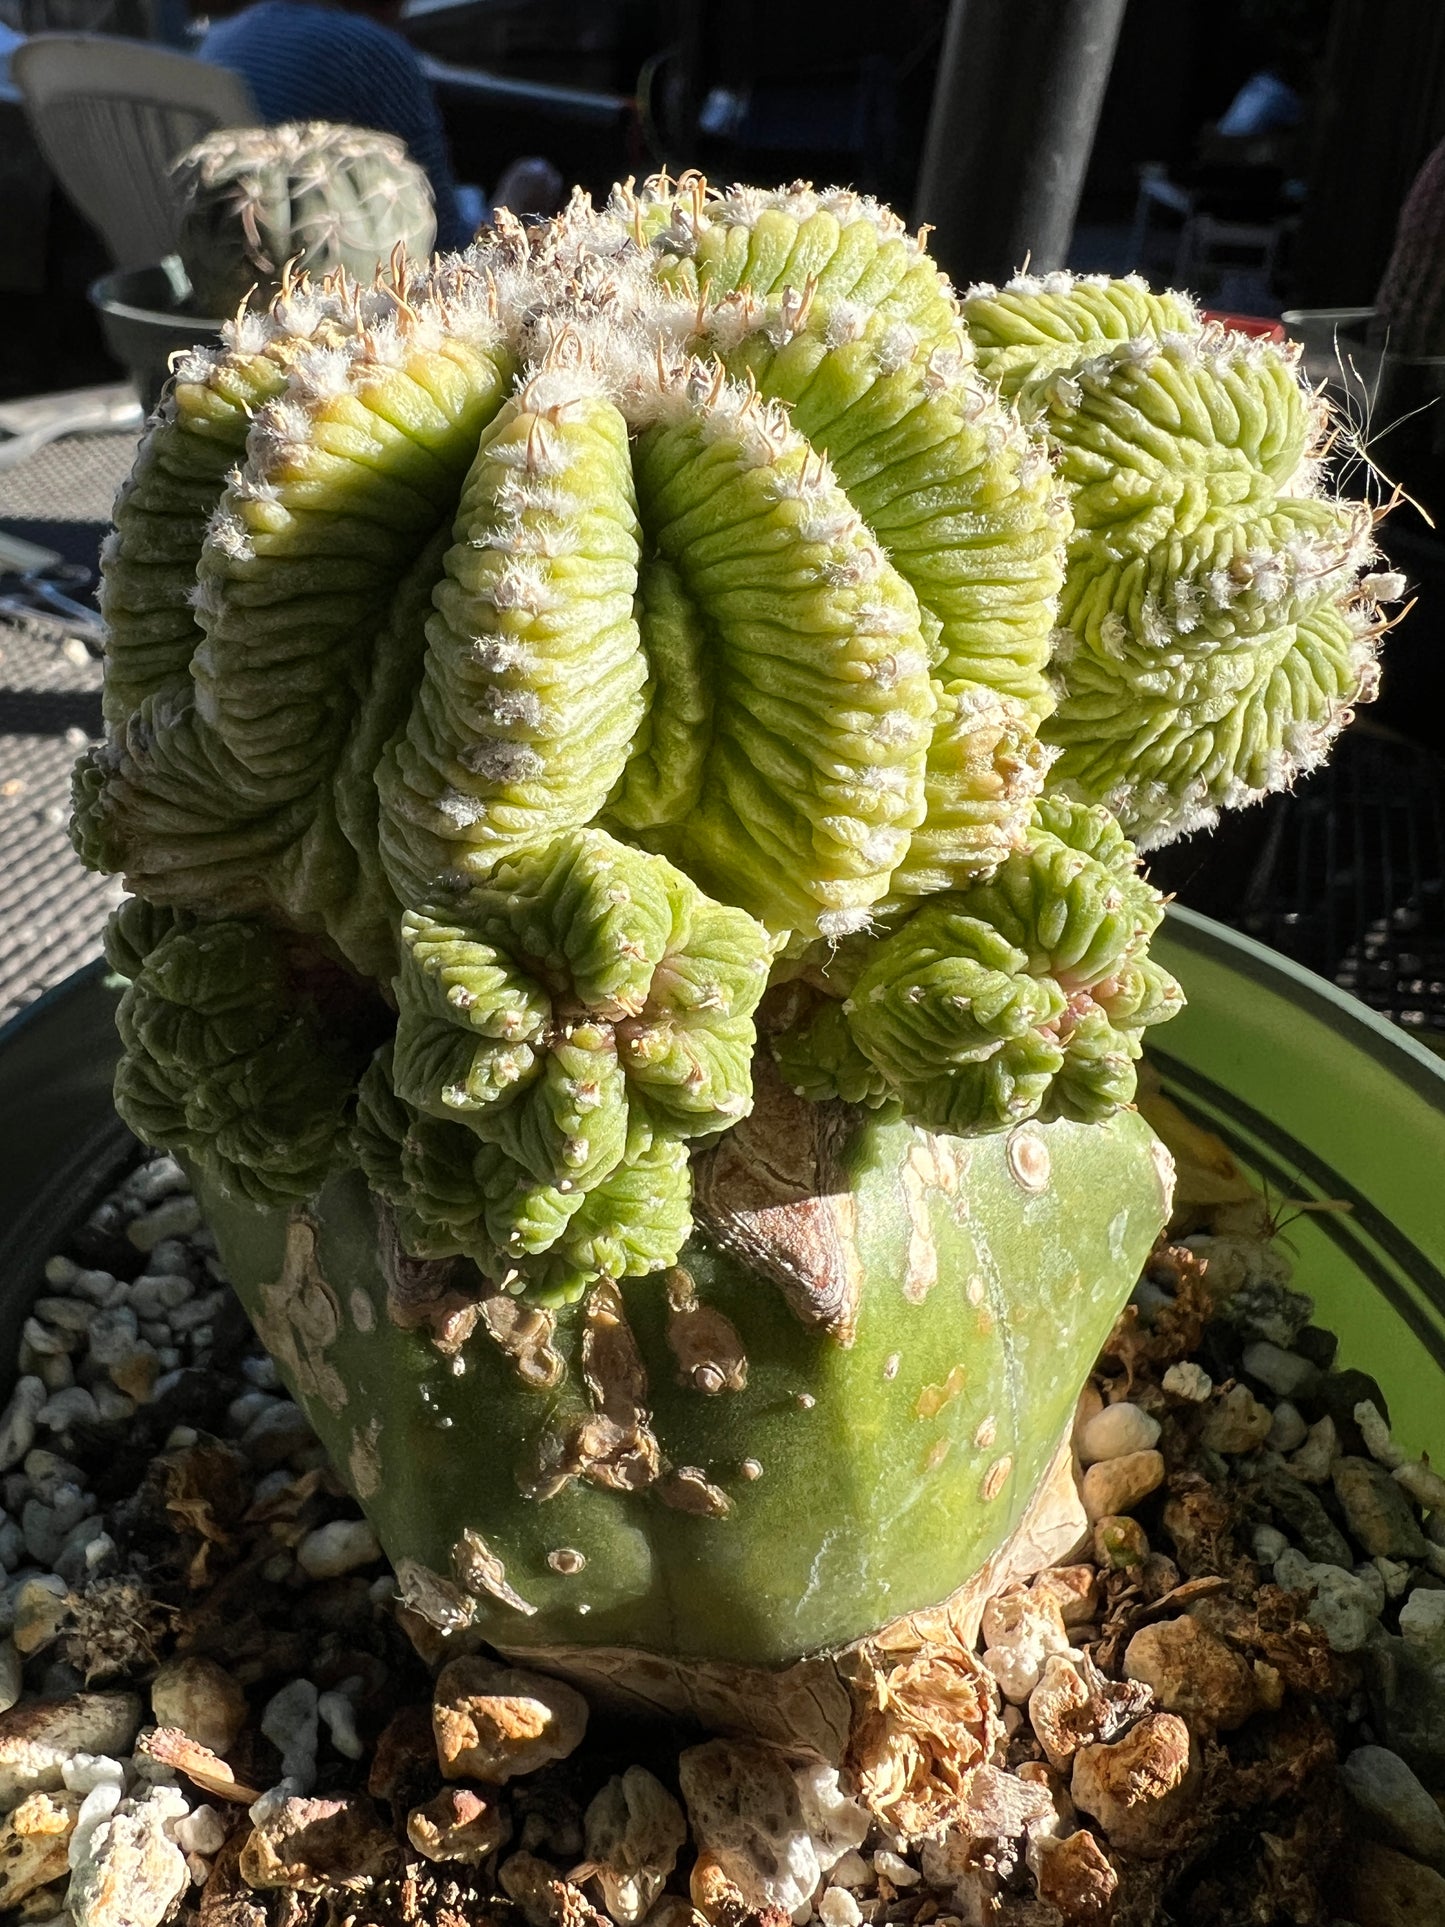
[960,271,1394,847]
[171,121,437,318]
[74,178,1400,1687]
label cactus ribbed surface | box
[74,178,1400,1670]
[962,271,1389,847]
[172,121,438,317]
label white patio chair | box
[13,33,256,268]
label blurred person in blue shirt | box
[200,0,475,248]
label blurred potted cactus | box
[91,121,437,413]
[70,179,1401,1729]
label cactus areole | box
[74,178,1399,1676]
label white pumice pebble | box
[86,1309,140,1368]
[1399,1587,1445,1647]
[127,1197,202,1250]
[227,1391,279,1432]
[1355,1400,1405,1469]
[175,1805,227,1857]
[1077,1401,1160,1465]
[261,1679,320,1792]
[43,1256,80,1289]
[22,1319,73,1359]
[1372,1555,1411,1600]
[63,1754,127,1796]
[1252,1524,1289,1564]
[69,1271,118,1305]
[1162,1361,1211,1401]
[1273,1550,1385,1652]
[873,1849,919,1887]
[170,1294,225,1335]
[1395,1457,1445,1511]
[0,1636,21,1711]
[819,1887,862,1927]
[794,1762,870,1872]
[37,1354,74,1393]
[826,1851,873,1889]
[145,1238,194,1277]
[38,1388,99,1433]
[297,1519,382,1580]
[130,1157,188,1204]
[33,1299,97,1334]
[128,1277,193,1321]
[318,1689,364,1761]
[68,1777,123,1868]
[0,1379,46,1472]
[679,1738,820,1914]
[84,1531,116,1573]
[1267,1400,1307,1453]
[981,1590,1071,1702]
[1241,1342,1316,1400]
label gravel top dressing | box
[0,1110,1440,1927]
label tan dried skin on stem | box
[664,1268,748,1393]
[691,1058,864,1343]
[252,1213,347,1415]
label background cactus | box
[74,178,1399,1671]
[171,121,438,318]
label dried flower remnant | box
[848,1641,1002,1840]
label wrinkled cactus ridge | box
[961,270,1395,848]
[172,121,439,318]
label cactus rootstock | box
[171,120,438,317]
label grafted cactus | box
[73,178,1398,1685]
[172,121,438,317]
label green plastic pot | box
[1,905,1443,1641]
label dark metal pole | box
[915,0,1128,288]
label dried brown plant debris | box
[848,1641,1004,1841]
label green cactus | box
[961,271,1394,848]
[171,120,438,317]
[73,178,1395,1677]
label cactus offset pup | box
[75,179,1400,1699]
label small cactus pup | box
[171,120,438,317]
[72,180,1394,1728]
